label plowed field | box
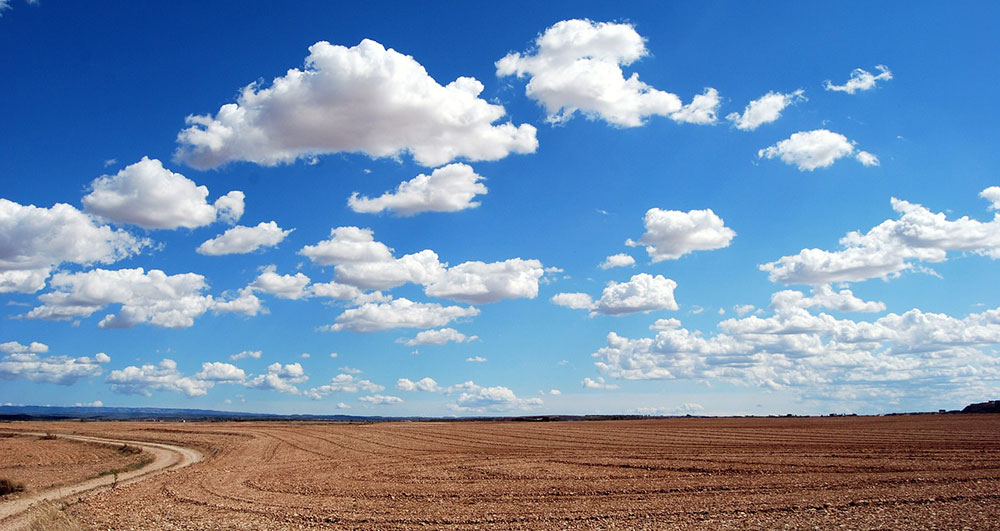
[2,415,999,529]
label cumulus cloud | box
[107,359,214,397]
[359,394,403,405]
[327,297,478,332]
[758,129,878,171]
[82,157,244,229]
[250,266,312,300]
[230,349,262,361]
[306,373,384,399]
[770,284,886,313]
[582,377,619,390]
[396,377,442,392]
[0,198,147,293]
[0,349,109,385]
[979,186,1000,210]
[402,328,478,346]
[590,291,1000,407]
[627,208,735,262]
[300,227,545,302]
[194,362,246,383]
[197,221,292,255]
[348,163,488,216]
[600,253,635,270]
[497,19,713,127]
[451,383,543,412]
[424,258,544,304]
[825,65,893,94]
[245,362,307,394]
[24,267,261,328]
[176,39,537,169]
[761,191,1000,284]
[552,273,679,316]
[726,89,805,131]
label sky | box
[2,1,999,416]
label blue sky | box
[2,1,999,416]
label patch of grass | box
[117,443,142,455]
[0,477,26,495]
[23,501,83,531]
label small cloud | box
[300,353,311,359]
[338,366,362,374]
[465,356,487,363]
[329,352,339,359]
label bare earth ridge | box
[1,415,999,529]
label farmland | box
[2,415,999,529]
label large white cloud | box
[24,267,261,328]
[396,377,442,392]
[761,190,1000,284]
[359,394,403,405]
[306,373,383,399]
[590,291,1000,408]
[424,258,544,304]
[327,297,478,333]
[980,186,1000,210]
[726,89,805,131]
[175,40,537,169]
[626,208,735,261]
[245,362,307,394]
[402,328,478,346]
[825,65,893,94]
[758,129,878,171]
[0,198,147,293]
[107,359,214,397]
[82,157,244,229]
[348,163,488,216]
[0,350,109,385]
[497,19,714,127]
[197,221,292,256]
[552,273,679,316]
[450,383,543,412]
[300,227,546,302]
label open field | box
[2,415,1000,529]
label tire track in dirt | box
[0,432,203,527]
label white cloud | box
[348,163,487,216]
[0,350,109,385]
[549,389,561,396]
[403,328,478,346]
[301,227,545,302]
[497,19,711,127]
[761,191,1000,284]
[193,362,246,383]
[197,221,292,256]
[82,157,244,229]
[553,273,679,316]
[770,284,885,313]
[979,186,1000,210]
[107,359,214,398]
[245,362,307,394]
[733,304,757,316]
[175,39,537,169]
[230,349,261,361]
[0,341,49,354]
[250,267,311,300]
[75,400,104,408]
[757,129,876,171]
[465,356,487,363]
[24,267,261,328]
[626,208,735,262]
[306,373,383,399]
[450,383,542,412]
[359,394,403,405]
[0,198,147,293]
[327,297,478,333]
[600,253,635,270]
[726,89,805,131]
[669,88,721,125]
[396,377,442,392]
[424,258,544,304]
[825,65,893,94]
[300,353,310,359]
[591,293,1000,408]
[582,377,619,390]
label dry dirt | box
[0,432,150,494]
[2,415,999,529]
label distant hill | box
[0,405,394,422]
[961,400,1000,414]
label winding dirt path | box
[0,432,203,527]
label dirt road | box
[0,432,203,527]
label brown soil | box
[0,433,150,495]
[2,415,999,529]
